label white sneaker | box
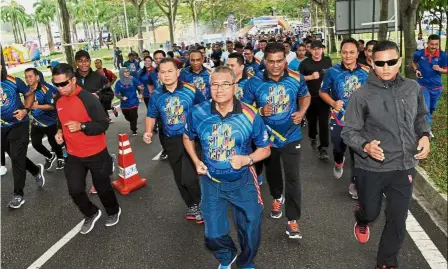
[0,166,7,176]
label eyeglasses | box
[210,82,235,90]
[52,78,72,88]
[374,58,400,67]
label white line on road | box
[407,211,447,269]
[26,220,84,269]
[152,150,163,161]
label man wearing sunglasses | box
[242,42,310,239]
[341,41,430,269]
[412,34,448,137]
[319,38,370,200]
[52,63,121,234]
[183,66,270,269]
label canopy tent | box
[239,16,291,36]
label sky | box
[16,0,38,14]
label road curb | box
[414,166,447,232]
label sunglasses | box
[374,58,399,67]
[52,78,72,88]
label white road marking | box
[152,150,163,161]
[407,211,447,269]
[26,220,84,269]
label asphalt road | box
[1,103,446,269]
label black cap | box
[310,40,324,49]
[75,50,90,61]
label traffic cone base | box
[112,134,147,195]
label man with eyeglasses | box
[52,63,121,234]
[179,50,212,99]
[242,42,310,239]
[143,58,205,224]
[319,38,369,200]
[183,66,270,269]
[341,41,430,269]
[243,46,261,78]
[299,40,333,160]
[412,34,447,138]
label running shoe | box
[349,183,358,200]
[105,207,121,227]
[270,195,284,219]
[7,195,25,209]
[0,166,7,176]
[286,220,302,239]
[44,152,56,170]
[80,210,102,234]
[354,222,370,244]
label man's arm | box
[414,83,431,137]
[340,93,369,157]
[78,91,109,135]
[108,70,117,85]
[145,117,156,134]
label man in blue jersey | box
[143,58,205,224]
[319,38,369,200]
[183,66,271,269]
[25,68,65,171]
[243,46,261,78]
[288,44,307,71]
[148,50,168,158]
[1,57,45,209]
[179,50,212,99]
[242,42,311,239]
[412,34,447,137]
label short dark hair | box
[234,42,244,49]
[189,49,203,58]
[358,39,365,45]
[94,58,102,63]
[264,42,286,57]
[340,38,359,51]
[196,46,205,51]
[167,51,174,58]
[428,34,440,41]
[296,43,306,50]
[365,40,378,48]
[25,67,39,76]
[153,50,166,58]
[372,40,399,56]
[75,50,90,61]
[52,63,75,78]
[244,46,254,52]
[226,40,233,45]
[159,57,178,69]
[268,38,277,43]
[304,39,312,44]
[228,52,244,65]
[142,50,150,54]
[259,39,267,44]
[282,40,290,45]
[143,56,153,61]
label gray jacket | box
[341,71,430,172]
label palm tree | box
[57,0,75,67]
[34,0,57,51]
[1,1,26,43]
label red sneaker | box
[354,222,370,244]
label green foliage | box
[49,51,63,56]
[33,0,56,25]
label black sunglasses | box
[374,58,400,67]
[52,78,72,88]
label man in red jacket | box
[52,63,121,235]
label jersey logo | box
[164,96,185,125]
[235,86,243,100]
[193,76,206,90]
[208,123,236,162]
[246,66,256,77]
[267,85,290,114]
[0,86,9,106]
[343,75,361,98]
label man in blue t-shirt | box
[183,66,270,269]
[242,42,311,239]
[179,50,212,99]
[319,38,369,200]
[288,43,307,71]
[243,46,261,78]
[412,34,448,136]
[1,62,45,209]
[123,52,141,77]
[25,68,64,171]
[143,57,205,224]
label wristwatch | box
[81,123,86,130]
[248,155,254,166]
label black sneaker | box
[35,164,45,188]
[319,148,329,160]
[153,125,158,133]
[160,150,168,160]
[80,210,102,234]
[105,207,121,227]
[44,152,56,170]
[301,119,306,127]
[56,159,65,170]
[310,139,317,150]
[132,131,138,136]
[113,107,119,117]
[7,195,25,209]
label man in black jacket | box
[341,41,430,269]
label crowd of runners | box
[1,29,446,269]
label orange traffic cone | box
[112,134,147,195]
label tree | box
[377,0,389,40]
[311,0,337,53]
[1,1,26,44]
[144,0,165,44]
[128,0,148,52]
[34,0,56,51]
[400,0,421,78]
[155,0,180,44]
[57,0,75,67]
[186,0,205,40]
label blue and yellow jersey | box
[30,82,58,127]
[1,75,30,127]
[179,66,212,100]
